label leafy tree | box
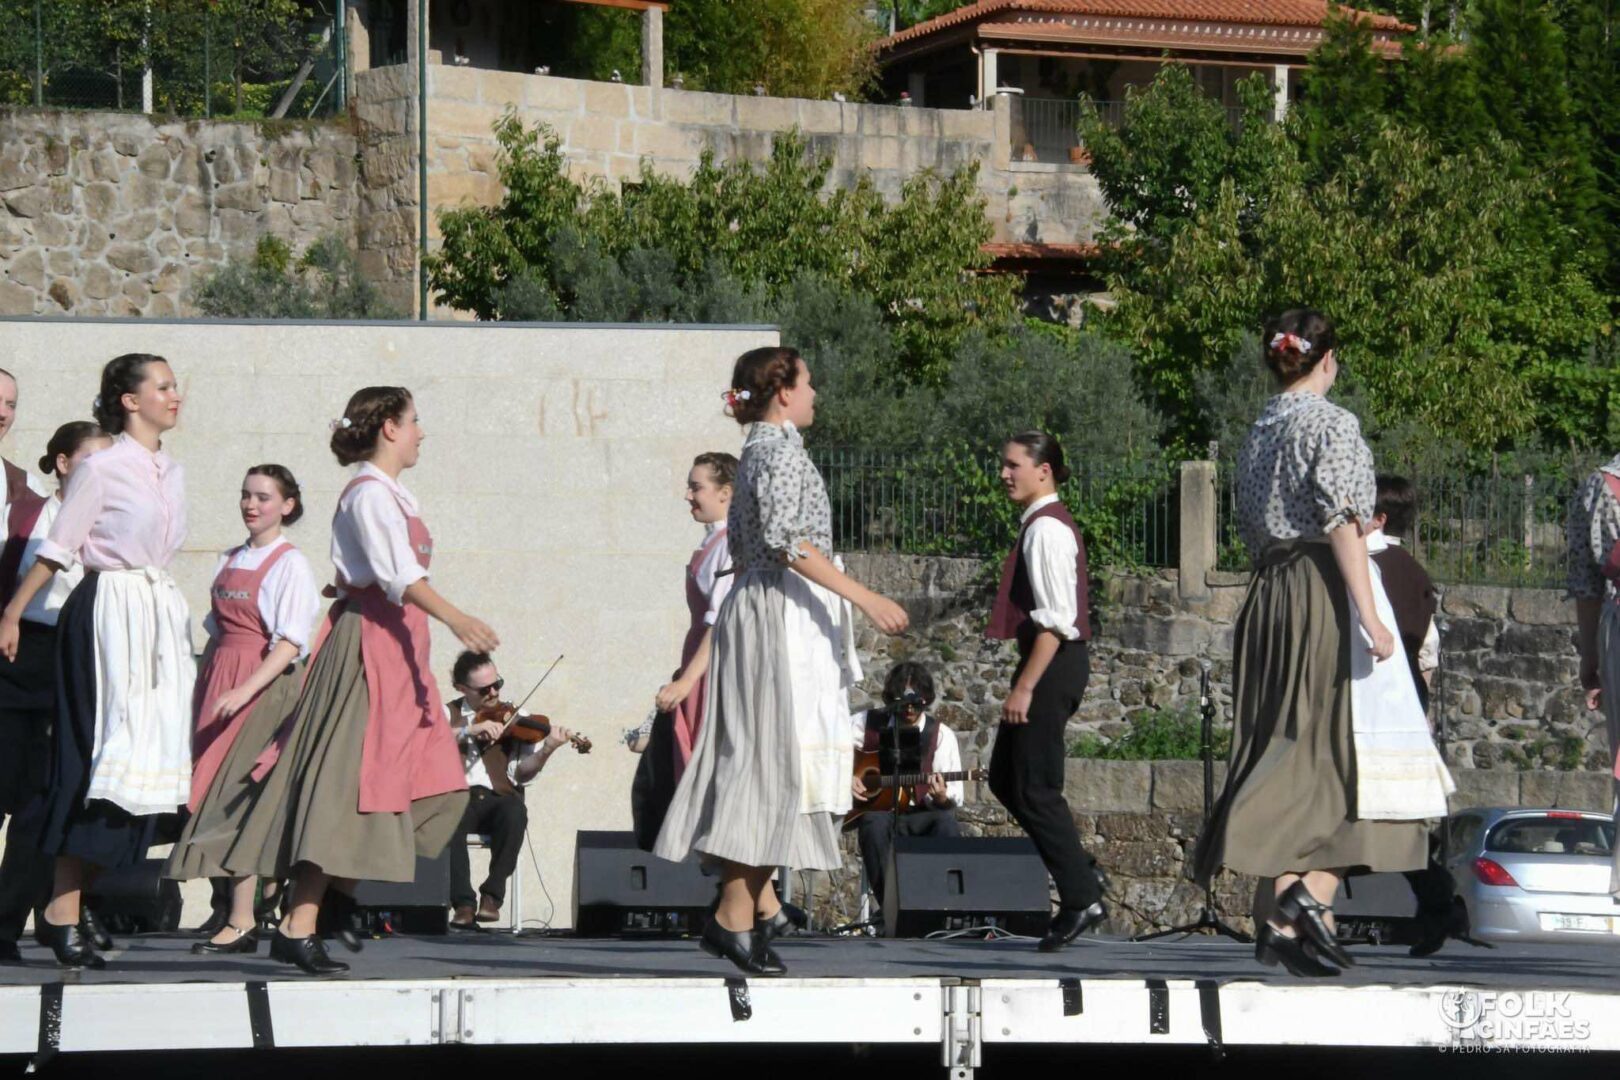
[542,0,880,99]
[429,112,1017,383]
[1560,0,1620,293]
[194,233,402,318]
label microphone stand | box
[1134,659,1251,943]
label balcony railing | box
[1007,96,1249,165]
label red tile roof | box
[883,0,1411,49]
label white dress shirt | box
[331,463,429,605]
[453,699,539,790]
[851,709,964,807]
[1366,530,1441,674]
[1021,493,1081,641]
[201,538,322,657]
[18,495,82,627]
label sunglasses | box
[467,678,504,696]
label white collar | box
[1020,492,1061,524]
[1365,528,1396,554]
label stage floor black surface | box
[0,931,1615,990]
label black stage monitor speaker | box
[1332,871,1422,947]
[350,848,452,934]
[87,858,182,933]
[882,835,1050,938]
[573,830,715,937]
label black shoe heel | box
[1038,901,1107,953]
[750,919,787,975]
[191,926,260,956]
[35,918,105,970]
[79,908,113,952]
[1255,924,1340,977]
[757,901,809,943]
[699,918,781,975]
[1275,881,1355,968]
[269,931,348,976]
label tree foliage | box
[540,0,880,100]
[428,112,1018,384]
[193,233,402,319]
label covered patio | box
[878,0,1413,164]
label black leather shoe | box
[0,941,21,963]
[269,931,348,976]
[196,907,230,937]
[255,886,284,933]
[35,918,105,970]
[1408,904,1463,959]
[191,925,260,956]
[757,901,810,942]
[1038,901,1106,952]
[699,917,782,975]
[750,920,787,975]
[80,907,113,952]
[1255,923,1340,977]
[1275,881,1355,967]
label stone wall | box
[812,554,1609,934]
[0,110,362,317]
[351,65,1105,316]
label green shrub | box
[1068,705,1231,761]
[193,234,402,319]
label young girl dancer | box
[988,432,1107,951]
[0,354,194,969]
[1192,310,1434,977]
[231,387,497,975]
[166,466,320,955]
[654,452,738,781]
[0,422,109,962]
[655,347,908,975]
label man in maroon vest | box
[0,369,52,962]
[988,432,1106,951]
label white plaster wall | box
[0,315,776,929]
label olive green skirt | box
[164,660,305,881]
[1192,539,1427,883]
[215,607,467,883]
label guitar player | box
[850,662,963,912]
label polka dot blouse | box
[1565,453,1620,600]
[1235,391,1376,561]
[729,421,833,572]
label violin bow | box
[493,653,565,739]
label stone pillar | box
[347,0,371,77]
[1273,64,1289,121]
[642,6,664,89]
[980,47,999,101]
[1179,460,1217,600]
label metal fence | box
[0,0,348,119]
[1008,95,1249,164]
[811,447,1177,566]
[1219,468,1584,588]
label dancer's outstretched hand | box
[861,594,908,635]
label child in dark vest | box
[1368,474,1454,956]
[987,431,1106,951]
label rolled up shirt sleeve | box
[263,549,323,657]
[1312,412,1376,535]
[35,460,105,570]
[1022,517,1081,641]
[932,724,965,807]
[349,482,428,604]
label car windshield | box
[1485,816,1615,857]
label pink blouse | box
[37,434,187,572]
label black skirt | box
[36,572,157,869]
[0,621,56,814]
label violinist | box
[445,650,578,930]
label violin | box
[474,699,592,754]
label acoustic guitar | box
[842,747,986,830]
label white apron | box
[85,567,196,815]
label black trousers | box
[1404,827,1455,919]
[988,638,1102,910]
[857,807,960,906]
[0,708,51,945]
[449,786,527,908]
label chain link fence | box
[0,0,347,119]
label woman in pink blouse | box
[0,353,194,969]
[229,386,498,976]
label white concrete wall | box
[0,316,777,928]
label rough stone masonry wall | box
[809,554,1611,934]
[350,66,1106,315]
[0,109,364,317]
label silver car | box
[1446,807,1620,944]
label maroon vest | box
[0,460,46,609]
[987,500,1091,643]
